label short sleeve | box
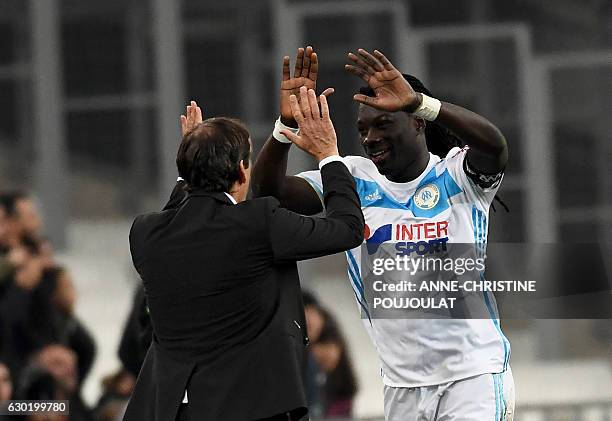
[444,146,503,206]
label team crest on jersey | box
[414,184,440,210]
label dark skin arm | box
[252,137,323,214]
[436,103,507,173]
[252,46,331,215]
[346,48,508,174]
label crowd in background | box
[0,190,359,420]
[0,190,153,421]
[0,191,97,420]
[303,291,359,419]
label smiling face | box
[357,104,429,182]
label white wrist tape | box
[272,117,299,144]
[318,155,345,170]
[413,94,441,121]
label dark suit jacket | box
[124,161,364,421]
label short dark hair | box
[359,74,462,158]
[176,117,251,193]
[0,190,28,217]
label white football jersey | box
[297,147,510,387]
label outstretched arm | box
[251,46,331,214]
[253,138,324,214]
[346,49,507,174]
[270,87,364,261]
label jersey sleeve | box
[295,169,324,205]
[296,157,362,210]
[444,146,503,206]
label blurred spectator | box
[0,191,43,248]
[0,360,20,420]
[312,312,358,418]
[39,237,57,270]
[303,292,325,417]
[106,285,149,420]
[118,284,152,378]
[27,266,96,386]
[19,365,71,421]
[0,360,13,400]
[303,291,358,418]
[0,189,96,420]
[18,346,92,420]
[36,345,78,399]
[0,239,45,378]
[0,205,6,242]
[13,236,45,291]
[0,243,30,354]
[93,369,135,421]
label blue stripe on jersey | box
[479,210,484,256]
[346,250,371,320]
[353,177,409,210]
[500,373,506,419]
[346,249,361,278]
[493,373,500,421]
[346,262,371,322]
[482,278,510,370]
[473,205,511,370]
[353,168,463,218]
[346,252,365,301]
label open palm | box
[180,101,203,137]
[280,46,333,124]
[345,49,420,112]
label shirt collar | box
[224,192,237,205]
[177,177,237,205]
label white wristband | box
[413,94,441,121]
[272,117,299,144]
[318,155,346,170]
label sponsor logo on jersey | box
[364,189,382,202]
[364,224,392,254]
[365,222,449,255]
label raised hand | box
[280,46,334,126]
[180,100,203,137]
[280,86,338,162]
[345,49,422,112]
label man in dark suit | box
[125,87,364,421]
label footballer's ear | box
[414,116,426,133]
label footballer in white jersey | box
[252,46,514,420]
[296,147,510,386]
